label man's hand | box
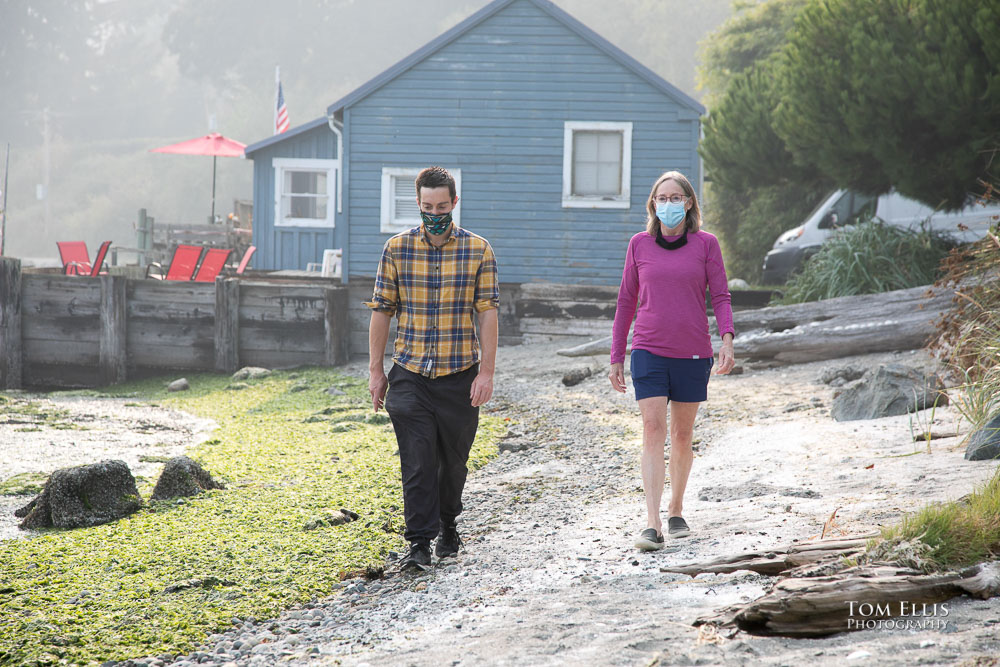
[369,369,388,412]
[715,335,736,375]
[609,362,626,393]
[470,371,493,407]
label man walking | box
[367,166,499,571]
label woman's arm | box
[609,239,639,392]
[706,237,736,374]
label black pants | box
[384,363,480,546]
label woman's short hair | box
[645,171,702,235]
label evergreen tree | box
[697,0,826,282]
[775,0,1000,209]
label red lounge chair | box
[87,240,112,277]
[236,245,256,275]
[193,247,233,282]
[146,244,205,281]
[57,240,112,276]
[57,241,92,275]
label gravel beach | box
[3,340,999,666]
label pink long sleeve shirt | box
[611,230,735,364]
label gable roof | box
[245,116,330,156]
[245,0,704,156]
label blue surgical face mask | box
[655,201,686,230]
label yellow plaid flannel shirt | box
[366,225,500,378]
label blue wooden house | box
[243,0,704,349]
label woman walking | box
[609,171,735,550]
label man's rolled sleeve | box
[473,243,500,313]
[364,244,399,315]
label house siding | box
[250,124,341,271]
[344,0,700,286]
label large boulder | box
[831,364,946,422]
[965,413,1000,461]
[150,456,225,501]
[15,460,141,530]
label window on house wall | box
[380,167,462,234]
[273,158,338,227]
[562,121,632,209]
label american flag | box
[275,81,290,134]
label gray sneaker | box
[667,516,691,538]
[634,528,665,551]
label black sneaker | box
[399,542,431,571]
[435,523,462,558]
[667,516,691,538]
[634,528,665,551]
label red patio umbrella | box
[150,132,246,222]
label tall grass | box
[870,468,1000,572]
[930,204,1000,431]
[778,219,957,304]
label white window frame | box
[273,157,339,228]
[380,167,462,234]
[562,121,632,209]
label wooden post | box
[136,208,148,251]
[324,286,349,366]
[0,257,22,389]
[99,274,127,386]
[215,277,240,372]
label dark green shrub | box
[778,220,957,304]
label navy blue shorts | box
[630,349,713,402]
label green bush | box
[777,220,957,304]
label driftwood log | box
[659,534,878,577]
[668,533,1000,638]
[557,284,954,363]
[695,561,1000,638]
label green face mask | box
[420,211,453,235]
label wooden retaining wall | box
[0,258,349,389]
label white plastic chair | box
[322,248,342,278]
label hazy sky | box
[0,0,734,259]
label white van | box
[761,190,1000,284]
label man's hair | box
[415,166,456,201]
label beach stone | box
[232,367,271,381]
[150,456,225,501]
[964,412,1000,461]
[498,438,531,454]
[562,367,592,387]
[167,378,190,392]
[819,365,865,385]
[831,364,946,422]
[303,508,360,530]
[728,278,750,290]
[16,460,141,530]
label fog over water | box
[0,0,731,261]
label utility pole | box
[42,107,51,234]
